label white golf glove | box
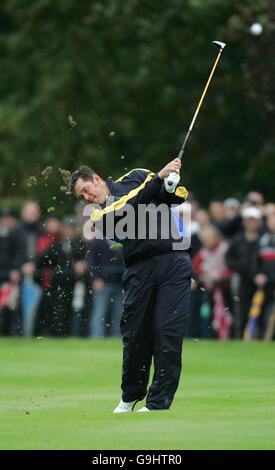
[164,172,180,193]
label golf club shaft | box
[178,49,223,160]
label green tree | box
[0,0,274,211]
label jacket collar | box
[106,177,115,195]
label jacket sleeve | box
[128,171,164,205]
[157,183,189,206]
[90,169,162,223]
[90,169,188,225]
[125,169,188,206]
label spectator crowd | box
[0,190,275,340]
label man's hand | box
[158,158,182,180]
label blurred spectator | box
[263,203,275,218]
[13,201,44,272]
[193,226,231,289]
[244,191,264,210]
[253,212,275,339]
[0,209,18,285]
[224,198,240,219]
[0,208,17,231]
[87,239,124,338]
[0,209,20,335]
[33,216,62,336]
[11,201,44,335]
[194,209,210,231]
[209,199,241,239]
[35,216,87,336]
[192,226,232,339]
[226,207,262,337]
[191,209,210,259]
[209,200,225,226]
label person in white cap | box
[242,206,262,221]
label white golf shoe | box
[113,399,138,413]
[136,406,150,412]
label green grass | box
[0,339,275,450]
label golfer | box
[68,158,192,412]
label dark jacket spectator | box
[0,220,16,283]
[11,202,44,274]
[252,212,275,339]
[86,239,124,284]
[0,209,20,335]
[33,217,62,336]
[86,239,124,338]
[226,207,262,336]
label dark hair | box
[68,165,95,194]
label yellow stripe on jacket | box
[115,168,151,182]
[91,172,155,222]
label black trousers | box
[120,250,192,410]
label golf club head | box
[212,41,226,51]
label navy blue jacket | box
[90,169,189,267]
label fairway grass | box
[0,339,275,450]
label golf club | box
[165,40,226,190]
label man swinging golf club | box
[69,40,226,412]
[69,158,192,412]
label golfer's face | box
[74,177,107,204]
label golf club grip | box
[177,129,191,160]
